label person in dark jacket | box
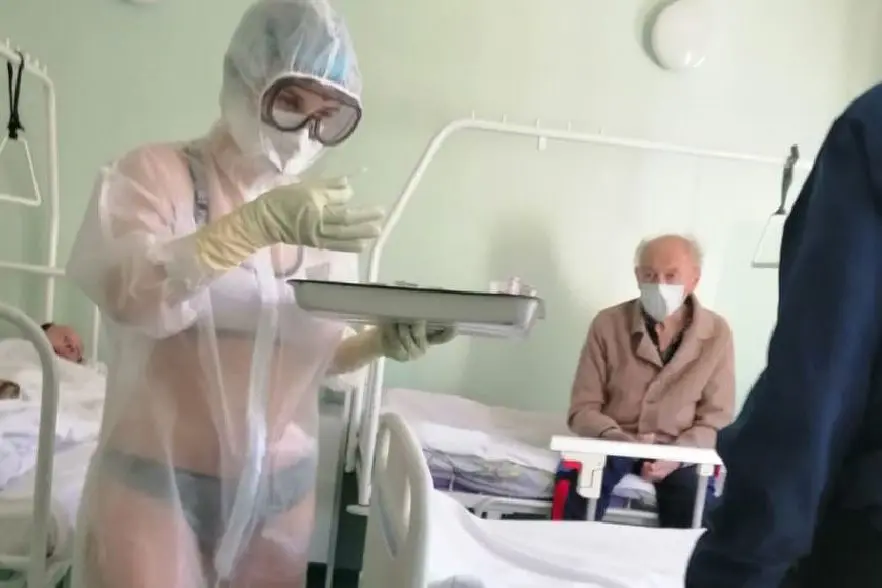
[686,84,882,587]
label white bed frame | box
[0,304,64,588]
[322,115,811,586]
[360,413,432,588]
[0,39,102,588]
[361,413,721,588]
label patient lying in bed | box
[0,324,85,399]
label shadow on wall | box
[457,213,588,414]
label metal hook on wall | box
[0,51,42,208]
[751,143,801,269]
[777,144,800,215]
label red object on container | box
[551,460,583,520]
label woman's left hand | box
[379,320,457,362]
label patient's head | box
[634,234,702,293]
[633,234,703,321]
[40,323,84,364]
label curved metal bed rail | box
[0,302,59,588]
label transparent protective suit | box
[66,1,362,586]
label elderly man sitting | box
[564,234,735,527]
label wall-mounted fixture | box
[650,0,715,71]
[752,145,801,269]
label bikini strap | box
[181,144,209,227]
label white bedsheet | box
[383,388,658,503]
[0,400,101,490]
[0,339,105,490]
[427,491,701,587]
[0,338,103,562]
[0,339,107,404]
[0,440,96,559]
[384,388,569,473]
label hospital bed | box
[0,308,104,588]
[361,412,719,587]
[380,387,663,522]
[331,295,664,526]
[0,40,107,587]
[325,349,673,586]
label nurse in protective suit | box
[65,1,455,586]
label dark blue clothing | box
[686,84,882,587]
[559,457,715,527]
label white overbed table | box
[550,436,722,528]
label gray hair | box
[634,234,704,269]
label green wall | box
[1,0,881,411]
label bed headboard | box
[0,41,102,362]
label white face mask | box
[639,283,685,322]
[259,126,324,176]
[220,78,325,179]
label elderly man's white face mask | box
[639,283,686,321]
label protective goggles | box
[261,76,362,147]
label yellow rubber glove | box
[195,177,384,272]
[329,321,458,375]
[379,321,457,362]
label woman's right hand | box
[248,177,384,252]
[190,176,384,276]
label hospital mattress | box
[382,388,658,506]
[0,440,95,560]
[426,490,701,587]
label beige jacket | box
[568,297,735,448]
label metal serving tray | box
[290,280,545,338]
